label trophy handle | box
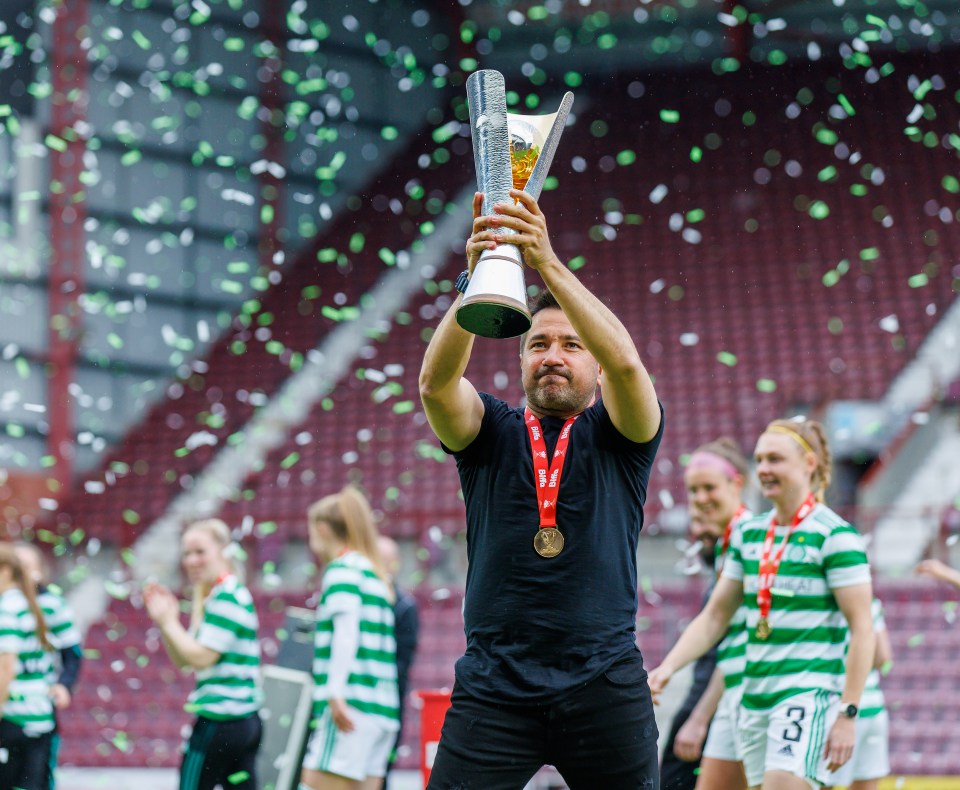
[522,91,574,202]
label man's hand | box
[465,191,493,275]
[329,697,355,733]
[673,714,708,762]
[475,189,559,271]
[823,715,856,772]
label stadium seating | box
[219,57,959,545]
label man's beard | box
[525,374,594,416]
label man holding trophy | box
[418,70,664,788]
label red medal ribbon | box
[716,504,747,578]
[524,408,579,530]
[756,493,816,623]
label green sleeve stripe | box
[823,550,869,569]
[203,613,257,639]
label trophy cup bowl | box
[458,70,574,339]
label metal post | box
[48,0,89,491]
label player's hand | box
[916,559,951,581]
[50,683,72,709]
[647,664,672,705]
[483,189,559,271]
[823,715,856,772]
[673,715,708,762]
[143,583,178,626]
[329,697,355,733]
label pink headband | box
[687,451,741,481]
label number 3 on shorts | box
[781,706,805,743]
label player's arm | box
[824,581,875,771]
[648,577,743,702]
[145,584,220,670]
[673,666,726,762]
[835,582,875,706]
[418,193,486,452]
[874,619,893,671]
[916,559,960,589]
[487,190,659,442]
[0,651,15,711]
[157,617,221,670]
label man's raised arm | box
[486,189,660,443]
[418,193,487,452]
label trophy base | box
[456,246,531,339]
[457,296,532,339]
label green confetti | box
[44,134,67,152]
[808,201,830,220]
[837,94,855,116]
[227,772,251,785]
[567,256,586,271]
[659,109,680,124]
[907,273,928,288]
[716,352,738,367]
[907,633,925,648]
[756,379,777,393]
[690,146,702,162]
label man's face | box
[520,308,599,417]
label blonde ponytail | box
[0,544,52,651]
[308,487,394,603]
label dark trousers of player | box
[427,652,659,790]
[0,720,53,790]
[180,713,262,790]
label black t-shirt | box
[446,392,664,703]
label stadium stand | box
[48,52,960,780]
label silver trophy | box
[458,70,574,338]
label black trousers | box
[180,713,262,790]
[427,652,659,790]
[0,720,53,790]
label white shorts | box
[738,690,839,788]
[702,686,743,762]
[828,709,890,785]
[302,706,396,781]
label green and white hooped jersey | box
[313,551,400,731]
[714,510,752,691]
[857,598,886,718]
[0,587,55,735]
[188,575,262,720]
[721,503,871,711]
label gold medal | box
[534,527,564,558]
[756,616,772,640]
